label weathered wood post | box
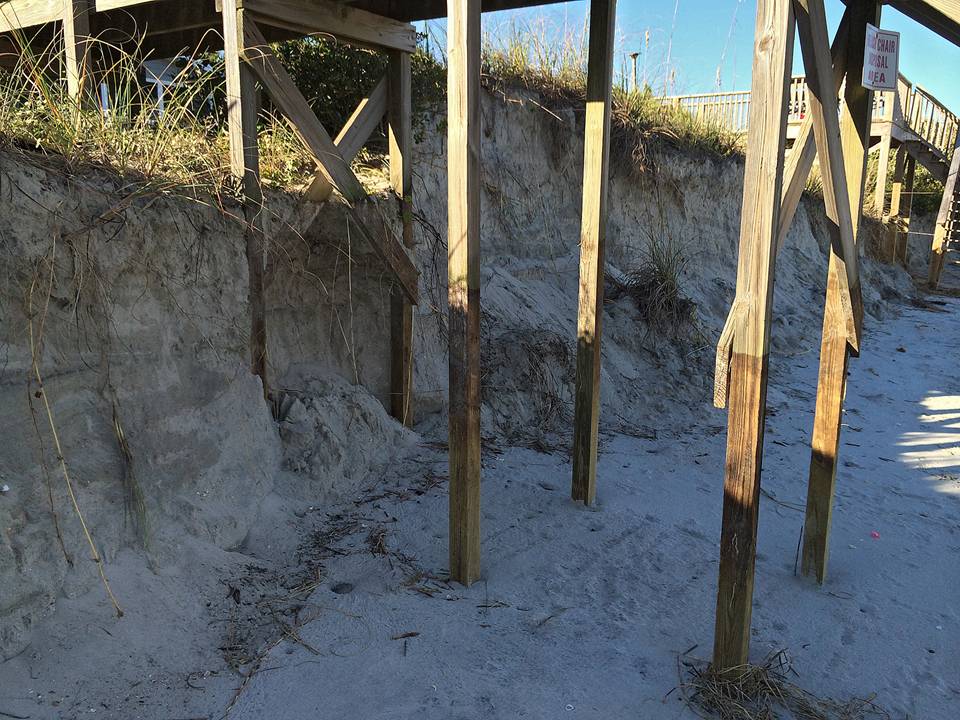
[873,130,891,215]
[389,50,416,427]
[801,0,881,584]
[712,0,794,672]
[928,137,960,289]
[223,0,269,398]
[63,0,92,101]
[897,155,916,264]
[447,0,482,586]
[570,0,617,506]
[887,144,907,262]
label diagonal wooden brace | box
[305,76,389,202]
[242,18,419,304]
[714,297,746,409]
[795,0,861,353]
[718,11,851,409]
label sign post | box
[863,23,900,91]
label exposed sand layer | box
[0,86,954,719]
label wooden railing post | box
[447,0,482,586]
[388,49,416,428]
[570,0,617,506]
[712,0,794,672]
[801,0,881,584]
[223,0,269,398]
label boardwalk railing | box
[665,74,958,161]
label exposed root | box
[27,235,123,618]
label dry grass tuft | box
[678,650,891,720]
[480,21,743,163]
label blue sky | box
[429,1,960,110]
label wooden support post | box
[712,0,794,672]
[873,129,891,215]
[887,144,907,262]
[570,0,617,506]
[896,156,916,264]
[447,0,481,586]
[801,0,880,585]
[63,0,91,101]
[929,137,960,289]
[388,50,415,427]
[223,0,269,397]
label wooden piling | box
[63,0,91,101]
[223,0,269,398]
[389,50,416,427]
[801,0,881,585]
[447,0,481,586]
[887,144,907,261]
[712,0,794,672]
[570,0,617,506]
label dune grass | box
[0,21,742,202]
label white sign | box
[863,23,900,91]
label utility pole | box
[629,52,640,92]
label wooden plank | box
[241,18,419,303]
[388,51,415,427]
[223,0,269,397]
[63,0,92,101]
[447,0,481,586]
[245,0,417,52]
[712,0,794,672]
[929,135,960,288]
[795,0,862,353]
[801,0,881,585]
[0,0,62,32]
[570,0,617,507]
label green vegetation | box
[481,22,744,161]
[0,22,743,199]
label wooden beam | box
[570,0,617,507]
[388,51,415,427]
[245,0,417,52]
[223,0,269,397]
[801,0,881,585]
[241,18,419,303]
[712,0,794,672]
[0,0,62,32]
[447,0,481,587]
[929,135,960,288]
[63,0,92,101]
[795,0,862,353]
